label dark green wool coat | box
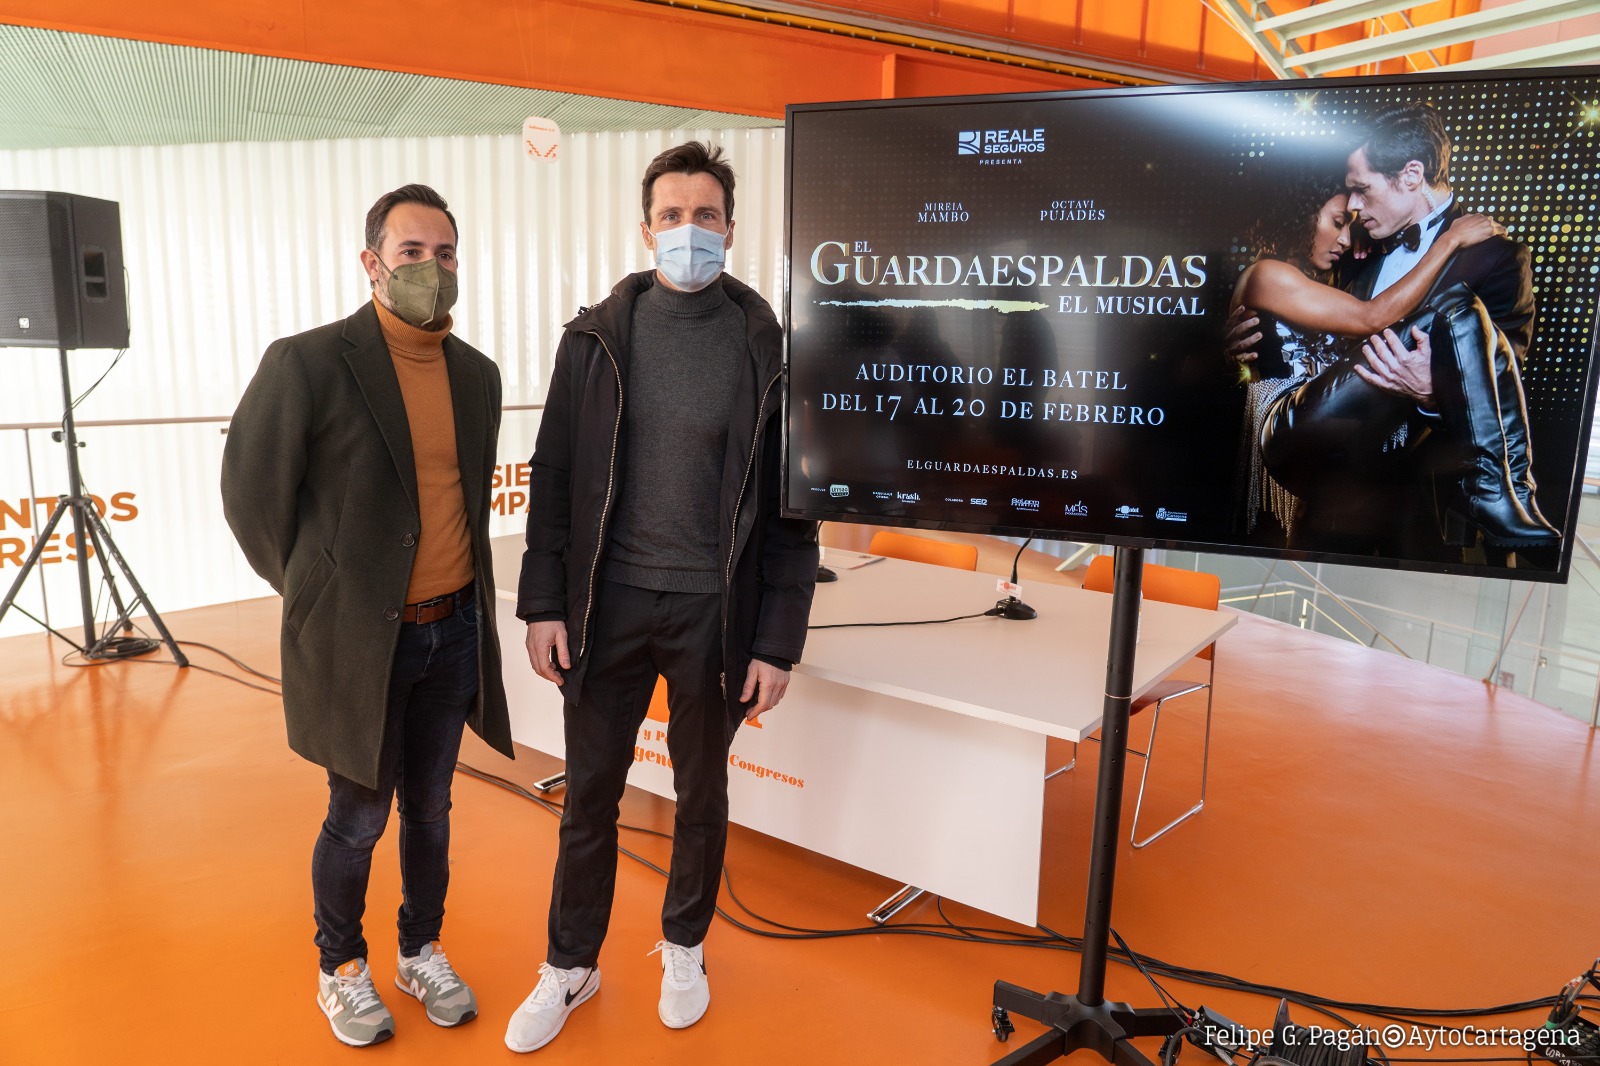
[221,302,513,789]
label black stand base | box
[992,983,1181,1066]
[0,492,189,666]
[994,595,1037,620]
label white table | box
[491,536,1235,926]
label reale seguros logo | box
[959,128,1046,156]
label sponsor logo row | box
[821,483,1187,522]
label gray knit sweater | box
[603,277,747,593]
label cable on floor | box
[56,620,284,695]
[454,756,1573,1061]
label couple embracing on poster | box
[1228,101,1560,566]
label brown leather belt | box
[400,584,474,625]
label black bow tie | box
[1378,212,1447,255]
[1380,223,1423,254]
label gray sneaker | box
[395,941,478,1027]
[504,962,599,1053]
[317,958,396,1047]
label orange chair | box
[867,530,979,571]
[1054,554,1222,848]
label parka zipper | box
[578,331,624,661]
[720,371,781,698]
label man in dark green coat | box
[221,184,512,1048]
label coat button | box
[401,533,416,547]
[384,607,399,621]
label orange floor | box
[3,549,1597,1065]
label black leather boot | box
[1425,286,1560,549]
[1493,336,1558,534]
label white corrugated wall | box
[0,128,787,636]
[0,127,787,422]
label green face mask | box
[378,257,458,329]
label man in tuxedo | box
[1342,102,1534,363]
[1250,102,1555,557]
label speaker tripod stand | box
[0,346,187,666]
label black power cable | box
[454,755,1572,1065]
[1112,925,1188,1020]
[30,616,1566,1066]
[60,647,286,694]
[809,609,993,629]
[66,347,127,414]
[177,640,281,684]
[808,535,1039,629]
[58,625,285,695]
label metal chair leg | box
[1048,734,1141,781]
[1130,695,1210,849]
[868,884,925,924]
[1045,743,1077,780]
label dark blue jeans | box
[312,596,479,974]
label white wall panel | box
[0,128,787,635]
[0,127,787,423]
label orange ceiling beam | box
[0,0,1148,117]
[789,0,1266,81]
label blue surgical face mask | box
[651,223,727,292]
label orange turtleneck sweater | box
[373,296,474,604]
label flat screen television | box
[782,68,1600,581]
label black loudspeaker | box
[0,190,130,349]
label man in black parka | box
[505,143,817,1053]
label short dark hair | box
[1360,102,1451,186]
[641,141,736,222]
[365,184,458,251]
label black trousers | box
[546,580,741,969]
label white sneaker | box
[504,962,599,1053]
[652,940,709,1029]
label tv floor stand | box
[990,545,1184,1066]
